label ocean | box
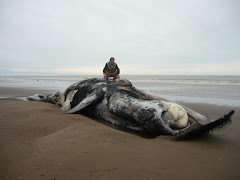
[0,75,240,107]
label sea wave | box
[1,75,240,106]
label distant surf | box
[0,75,240,107]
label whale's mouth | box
[26,94,46,101]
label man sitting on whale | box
[103,57,120,81]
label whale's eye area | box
[38,95,45,98]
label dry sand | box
[0,87,240,180]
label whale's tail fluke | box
[173,110,234,141]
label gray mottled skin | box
[27,78,234,140]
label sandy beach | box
[0,87,240,180]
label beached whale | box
[28,78,234,140]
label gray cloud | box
[0,0,240,75]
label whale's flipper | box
[66,87,106,114]
[173,110,234,140]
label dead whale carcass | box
[28,78,234,140]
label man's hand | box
[104,73,107,79]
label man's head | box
[110,57,115,63]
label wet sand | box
[0,87,240,180]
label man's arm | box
[103,63,107,73]
[116,64,120,74]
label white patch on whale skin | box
[102,87,107,92]
[61,89,78,111]
[96,82,107,86]
[56,88,67,106]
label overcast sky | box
[1,0,240,75]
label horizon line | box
[1,73,240,76]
